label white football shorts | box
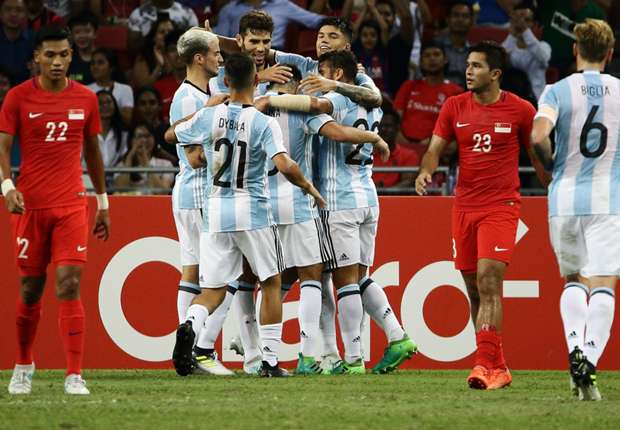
[320,206,379,269]
[172,208,202,266]
[549,214,620,277]
[278,219,325,269]
[199,225,285,288]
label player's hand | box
[205,94,229,107]
[258,64,293,84]
[373,138,390,162]
[93,209,110,241]
[299,74,337,95]
[253,96,270,112]
[4,189,25,214]
[415,171,433,195]
[304,183,326,208]
[357,63,366,75]
[203,19,213,32]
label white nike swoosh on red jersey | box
[28,112,43,118]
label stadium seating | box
[467,26,509,44]
[95,25,128,51]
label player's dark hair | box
[35,25,70,49]
[67,12,99,31]
[96,90,126,152]
[469,40,508,78]
[224,53,256,90]
[319,17,353,42]
[318,50,357,82]
[267,64,302,91]
[238,10,274,36]
[449,1,474,16]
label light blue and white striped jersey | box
[264,90,333,224]
[537,71,620,216]
[174,102,287,232]
[170,80,210,210]
[208,66,269,98]
[314,91,382,210]
[274,51,379,90]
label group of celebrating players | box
[0,7,617,402]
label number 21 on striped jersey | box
[472,133,492,153]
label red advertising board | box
[0,196,618,370]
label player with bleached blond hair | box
[531,18,618,401]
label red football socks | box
[16,299,42,365]
[58,299,85,375]
[475,325,500,369]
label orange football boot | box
[487,367,512,390]
[467,365,490,389]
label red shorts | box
[11,205,89,276]
[451,204,520,273]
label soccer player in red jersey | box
[415,41,548,390]
[0,26,110,395]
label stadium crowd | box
[0,0,619,194]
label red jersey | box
[432,91,535,211]
[373,144,419,188]
[394,79,463,141]
[0,78,101,209]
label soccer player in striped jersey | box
[168,53,325,377]
[276,51,415,374]
[256,65,390,374]
[531,19,618,401]
[169,28,237,376]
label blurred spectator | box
[470,0,520,27]
[43,0,77,19]
[133,86,178,165]
[394,42,463,156]
[114,122,175,193]
[372,108,419,190]
[407,0,432,80]
[0,65,11,108]
[95,90,127,168]
[0,0,35,84]
[502,3,550,98]
[309,0,348,15]
[127,0,197,50]
[375,0,415,96]
[25,0,62,31]
[67,13,98,84]
[433,1,473,88]
[131,16,175,88]
[214,0,325,50]
[88,49,134,126]
[353,20,387,91]
[540,0,605,74]
[153,30,185,123]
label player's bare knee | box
[476,269,503,298]
[20,277,46,305]
[56,273,81,299]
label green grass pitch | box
[2,370,620,430]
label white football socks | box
[360,276,405,343]
[185,304,209,338]
[584,287,615,366]
[320,272,339,358]
[559,282,589,352]
[299,280,322,358]
[336,283,363,363]
[235,281,261,362]
[196,287,236,350]
[177,281,200,324]
[260,323,282,367]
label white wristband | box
[1,178,15,196]
[96,193,109,210]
